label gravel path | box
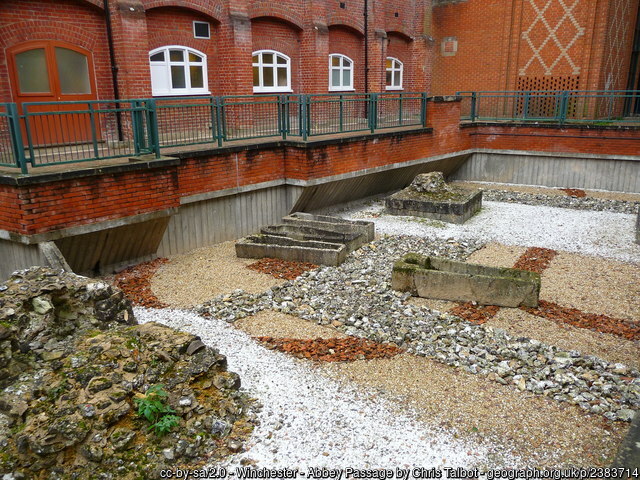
[136,308,524,470]
[335,200,640,263]
[152,242,285,307]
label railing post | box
[220,97,228,142]
[301,95,309,141]
[214,96,223,147]
[88,103,100,158]
[7,103,28,174]
[277,95,284,140]
[420,92,427,126]
[399,93,403,126]
[523,92,530,120]
[369,93,378,133]
[145,99,161,158]
[131,100,143,155]
[470,92,477,122]
[22,104,36,168]
[279,95,287,140]
[339,94,344,133]
[559,91,569,124]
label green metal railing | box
[458,90,640,124]
[1,92,428,172]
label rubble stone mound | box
[408,172,452,194]
[386,172,482,224]
[0,267,254,479]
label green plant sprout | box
[134,384,180,436]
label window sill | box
[328,88,356,92]
[385,87,404,91]
[253,88,294,94]
[152,91,211,97]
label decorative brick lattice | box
[519,0,585,76]
[602,0,631,90]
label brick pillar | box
[411,36,432,92]
[300,22,330,93]
[369,29,387,93]
[108,0,152,99]
[426,96,465,151]
[219,12,253,96]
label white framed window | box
[193,21,210,39]
[329,54,354,91]
[252,50,291,93]
[149,46,209,96]
[386,57,403,90]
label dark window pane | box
[169,50,184,62]
[150,52,165,62]
[277,55,287,65]
[189,52,202,63]
[331,69,340,87]
[277,67,287,87]
[263,66,274,86]
[190,65,203,88]
[171,65,186,88]
[194,22,210,38]
[253,66,260,86]
[262,53,273,65]
[386,71,392,85]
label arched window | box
[149,46,209,96]
[386,57,403,90]
[252,50,291,93]
[329,54,354,91]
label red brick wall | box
[5,168,180,235]
[146,7,221,94]
[0,0,114,103]
[328,26,365,92]
[251,18,302,92]
[432,0,639,95]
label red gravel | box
[512,247,559,274]
[113,258,169,309]
[449,303,501,325]
[560,188,587,198]
[247,258,318,280]
[522,300,640,341]
[254,336,404,362]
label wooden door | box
[8,41,99,146]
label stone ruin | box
[0,267,254,479]
[385,171,482,224]
[392,253,541,308]
[236,212,375,266]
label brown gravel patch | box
[255,337,403,362]
[513,247,558,273]
[234,310,347,339]
[113,258,169,308]
[151,242,286,308]
[522,300,640,341]
[320,354,628,467]
[559,188,587,198]
[486,309,640,370]
[541,252,640,322]
[449,303,500,325]
[246,258,318,280]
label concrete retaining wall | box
[451,150,640,193]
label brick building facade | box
[432,0,640,95]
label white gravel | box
[135,307,525,470]
[335,200,640,263]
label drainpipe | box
[104,0,124,141]
[364,0,369,93]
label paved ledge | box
[0,156,180,186]
[461,121,640,132]
[612,412,640,472]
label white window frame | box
[149,46,209,96]
[385,57,403,90]
[252,50,292,93]
[193,21,210,39]
[328,54,354,92]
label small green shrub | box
[134,384,180,436]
